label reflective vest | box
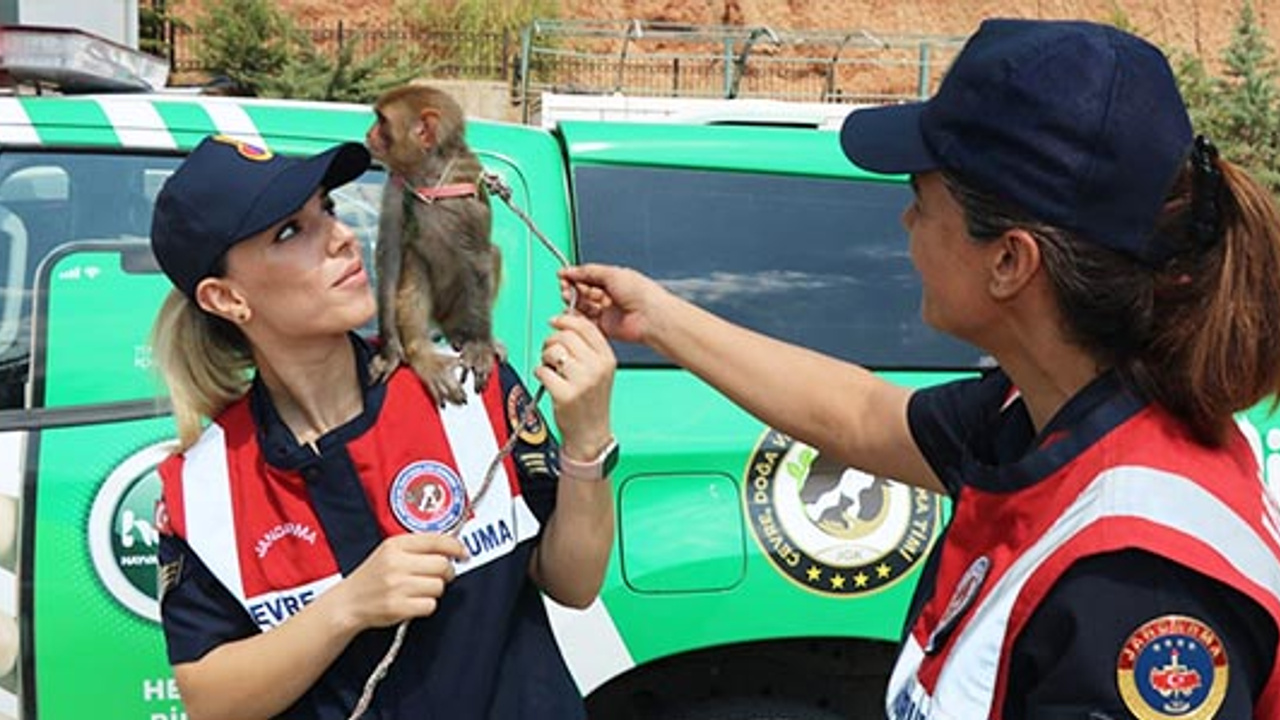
[157,368,541,631]
[887,406,1280,719]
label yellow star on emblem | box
[854,572,869,588]
[806,566,822,582]
[876,563,892,578]
[830,574,846,590]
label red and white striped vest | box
[157,367,541,631]
[887,406,1280,719]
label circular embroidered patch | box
[389,460,468,533]
[1117,614,1229,720]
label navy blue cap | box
[150,135,371,298]
[841,19,1193,266]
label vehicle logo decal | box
[743,429,941,596]
[88,441,175,623]
[389,460,468,533]
[1117,614,1229,720]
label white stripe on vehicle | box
[0,98,39,144]
[544,596,636,694]
[95,97,176,149]
[201,99,265,147]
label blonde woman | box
[150,136,616,720]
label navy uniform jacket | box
[156,336,584,719]
[901,370,1279,719]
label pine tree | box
[194,0,295,96]
[259,41,418,104]
[1214,0,1280,191]
[1172,51,1224,135]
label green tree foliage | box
[394,0,557,34]
[193,0,295,96]
[138,0,187,60]
[392,0,556,78]
[1174,1,1280,192]
[194,0,421,103]
[258,40,417,103]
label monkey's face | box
[365,108,395,164]
[367,104,428,178]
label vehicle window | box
[0,151,386,416]
[572,165,986,369]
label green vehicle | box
[19,32,1280,720]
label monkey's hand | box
[403,343,466,406]
[369,339,405,385]
[457,338,501,393]
[423,361,467,407]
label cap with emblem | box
[840,19,1194,267]
[150,135,370,299]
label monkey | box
[365,83,502,405]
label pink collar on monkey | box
[392,174,480,203]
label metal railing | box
[167,22,513,80]
[516,19,966,106]
[158,17,965,113]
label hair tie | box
[1189,135,1223,250]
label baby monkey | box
[366,83,502,405]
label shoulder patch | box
[154,498,172,536]
[157,556,182,604]
[1117,614,1229,720]
[505,383,548,446]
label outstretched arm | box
[560,264,943,493]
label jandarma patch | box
[1117,614,1229,720]
[389,460,468,533]
[211,134,273,161]
[505,383,547,445]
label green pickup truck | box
[34,77,1280,718]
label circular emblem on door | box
[743,429,941,596]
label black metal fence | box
[166,22,514,80]
[158,18,964,107]
[517,21,966,106]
